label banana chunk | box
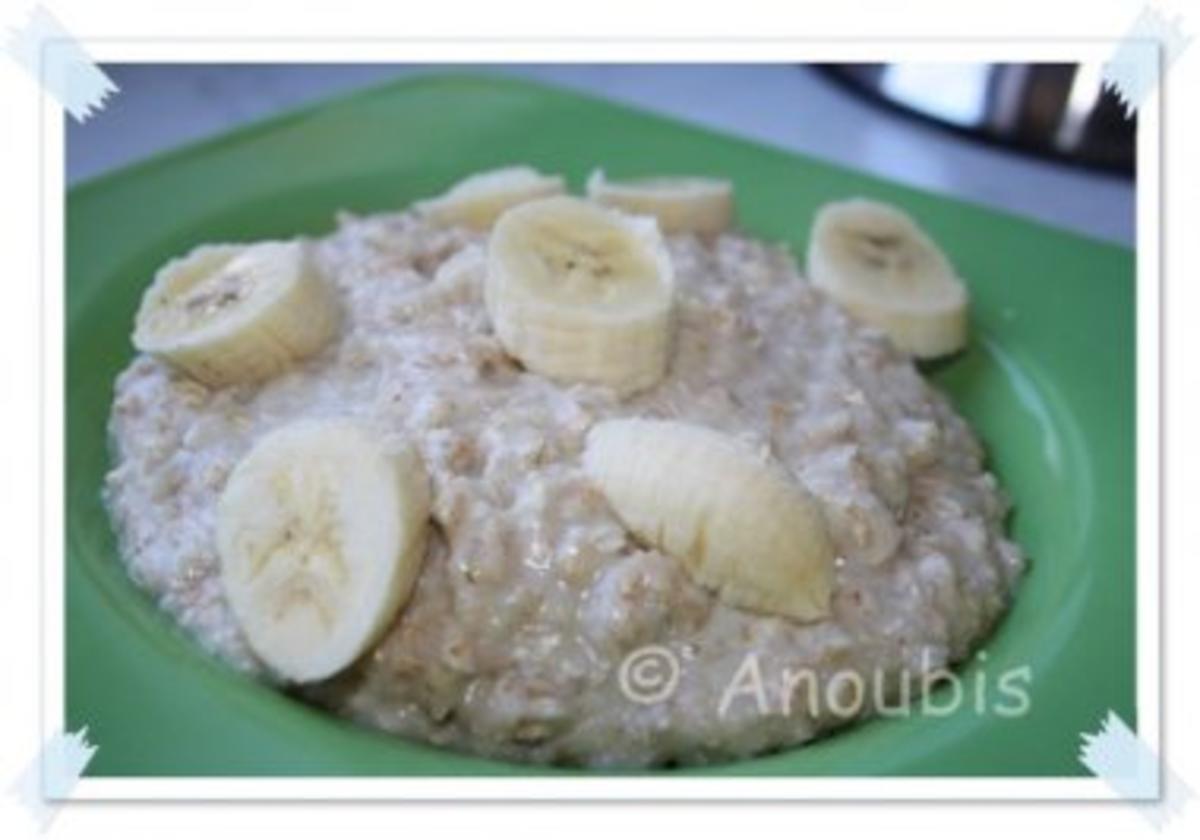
[583,418,835,621]
[586,169,734,235]
[133,240,341,387]
[806,199,968,358]
[485,196,675,395]
[216,420,431,682]
[416,166,566,230]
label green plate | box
[66,73,1135,777]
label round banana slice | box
[586,169,734,235]
[485,196,675,395]
[216,420,431,682]
[806,199,968,358]
[583,418,835,622]
[133,240,341,388]
[416,165,566,230]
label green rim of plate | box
[66,72,1135,777]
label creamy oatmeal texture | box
[105,203,1024,767]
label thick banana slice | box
[416,166,566,230]
[583,418,835,621]
[216,420,430,682]
[485,196,675,395]
[807,199,968,358]
[586,169,734,235]
[133,240,340,387]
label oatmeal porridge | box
[104,169,1024,767]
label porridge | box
[104,167,1024,767]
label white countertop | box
[66,64,1133,246]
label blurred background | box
[67,64,1134,246]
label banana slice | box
[216,420,430,682]
[586,169,734,235]
[133,240,341,387]
[583,418,834,621]
[806,199,968,358]
[416,166,566,230]
[485,196,675,395]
